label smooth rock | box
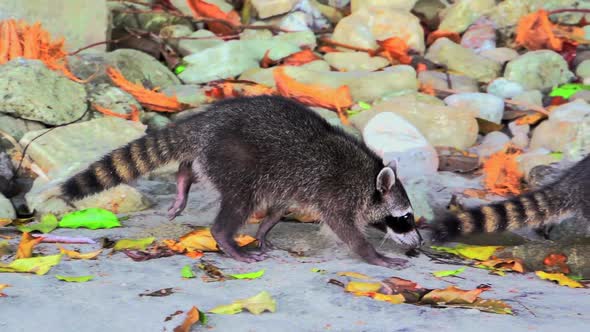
[332,7,425,54]
[68,49,181,88]
[350,93,478,149]
[351,0,418,12]
[239,61,332,86]
[22,118,152,216]
[178,30,224,56]
[161,84,208,107]
[252,0,299,19]
[444,92,505,124]
[479,47,519,64]
[241,64,418,102]
[418,71,479,93]
[0,193,15,219]
[489,0,584,29]
[311,107,361,138]
[517,149,563,179]
[0,0,108,53]
[438,0,495,33]
[530,100,590,160]
[425,38,501,83]
[486,78,525,99]
[504,50,575,91]
[571,90,590,103]
[510,90,543,111]
[362,112,439,179]
[87,84,143,120]
[279,11,312,31]
[179,32,316,84]
[509,121,530,149]
[240,28,274,40]
[0,114,45,141]
[0,59,87,126]
[474,131,510,159]
[460,17,496,53]
[576,59,590,79]
[141,112,171,131]
[324,52,389,72]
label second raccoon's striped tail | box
[60,126,191,201]
[431,187,560,242]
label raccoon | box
[56,96,422,267]
[431,155,590,242]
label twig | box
[433,87,550,115]
[68,35,135,55]
[511,299,537,317]
[319,37,375,53]
[108,0,153,6]
[547,8,590,16]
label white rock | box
[279,11,312,31]
[252,0,299,19]
[474,131,510,159]
[487,78,525,99]
[324,52,389,72]
[332,7,425,54]
[362,112,439,179]
[479,47,519,64]
[530,99,590,160]
[576,59,590,79]
[351,0,418,12]
[444,92,505,124]
[178,30,224,56]
[509,120,530,149]
[418,71,479,92]
[0,194,16,219]
[439,0,496,33]
[510,90,543,111]
[504,50,575,91]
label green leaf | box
[549,83,590,99]
[181,265,196,279]
[56,275,94,282]
[311,268,327,274]
[113,237,155,251]
[432,267,466,278]
[208,303,243,315]
[567,274,584,281]
[0,254,62,275]
[174,64,187,75]
[549,152,564,160]
[199,310,208,324]
[59,208,121,230]
[230,269,265,280]
[17,214,58,234]
[358,101,372,110]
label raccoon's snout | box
[384,214,423,248]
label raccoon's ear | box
[376,167,396,193]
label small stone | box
[0,193,15,219]
[576,59,590,79]
[332,7,425,54]
[68,49,181,89]
[479,47,519,64]
[425,38,501,83]
[0,59,87,125]
[240,28,273,40]
[509,120,530,149]
[460,17,496,53]
[530,99,590,160]
[178,30,224,56]
[141,112,171,131]
[473,131,510,159]
[362,112,439,179]
[324,52,389,72]
[418,70,479,93]
[0,114,45,141]
[159,25,193,49]
[504,50,575,91]
[571,90,590,103]
[486,78,525,99]
[161,84,208,106]
[510,90,543,111]
[279,11,312,31]
[350,93,478,149]
[444,92,505,124]
[351,0,418,12]
[438,0,495,33]
[239,60,332,86]
[252,0,299,19]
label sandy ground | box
[1,179,590,332]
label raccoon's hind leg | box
[211,199,267,263]
[168,161,195,220]
[254,208,286,252]
[324,215,408,268]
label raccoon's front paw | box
[256,239,275,253]
[229,251,269,263]
[368,254,409,269]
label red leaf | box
[186,0,240,36]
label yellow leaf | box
[16,232,43,259]
[209,291,276,315]
[0,218,13,227]
[0,283,10,297]
[337,271,373,280]
[0,254,62,275]
[58,246,103,260]
[372,293,405,304]
[165,227,256,252]
[431,244,502,261]
[535,271,584,288]
[345,281,382,293]
[113,237,155,251]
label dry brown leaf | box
[426,30,461,45]
[421,286,484,305]
[282,49,321,66]
[58,246,103,260]
[376,37,412,64]
[478,258,525,273]
[16,232,43,259]
[174,306,202,332]
[163,227,256,253]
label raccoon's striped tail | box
[431,187,559,242]
[60,126,189,201]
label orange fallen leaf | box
[427,30,461,46]
[186,0,240,36]
[462,188,489,199]
[174,306,202,332]
[260,50,274,68]
[416,62,428,73]
[283,49,321,66]
[273,66,353,124]
[543,253,571,274]
[163,227,256,253]
[16,232,43,259]
[93,104,140,122]
[482,145,523,196]
[205,81,275,102]
[478,258,525,273]
[515,112,548,125]
[419,83,435,96]
[0,19,80,81]
[106,67,187,112]
[421,286,484,305]
[317,45,340,53]
[376,37,412,65]
[57,246,103,260]
[515,10,565,51]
